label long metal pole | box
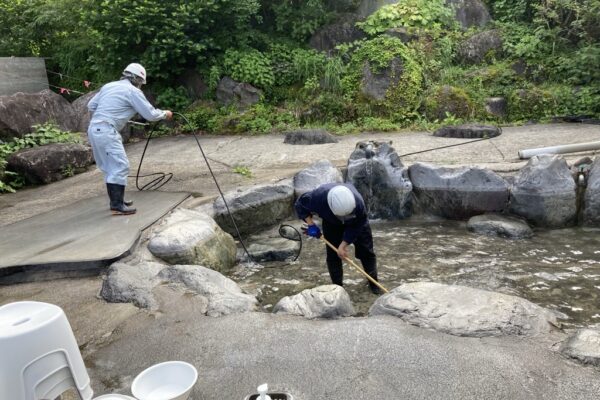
[519,141,600,159]
[321,237,389,294]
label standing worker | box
[87,63,173,215]
[295,183,382,294]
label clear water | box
[230,217,600,327]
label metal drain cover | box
[244,392,294,400]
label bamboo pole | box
[321,236,389,294]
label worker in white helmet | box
[87,63,173,215]
[295,183,382,294]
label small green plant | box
[156,86,192,111]
[223,48,275,90]
[232,165,252,178]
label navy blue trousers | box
[322,220,378,287]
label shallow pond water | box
[230,217,600,327]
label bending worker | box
[295,182,382,294]
[87,63,173,215]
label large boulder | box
[361,58,404,102]
[273,285,355,319]
[485,97,508,118]
[409,163,509,219]
[177,69,208,100]
[309,14,366,53]
[0,89,79,140]
[243,225,302,262]
[467,213,533,239]
[71,91,97,133]
[101,262,257,316]
[216,77,261,109]
[369,282,558,337]
[357,0,490,28]
[434,124,501,139]
[347,141,412,219]
[457,29,503,65]
[6,143,93,184]
[148,209,237,272]
[583,157,600,226]
[425,85,473,121]
[509,155,577,228]
[213,181,294,236]
[283,129,338,145]
[560,329,600,366]
[293,159,343,197]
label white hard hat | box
[123,63,147,84]
[327,185,356,216]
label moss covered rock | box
[425,85,473,120]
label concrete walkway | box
[0,191,189,283]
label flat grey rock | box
[409,163,509,219]
[369,282,557,337]
[467,213,533,239]
[213,181,294,236]
[560,328,600,366]
[510,155,577,227]
[293,159,343,197]
[148,209,236,272]
[245,232,300,262]
[433,124,501,139]
[347,140,412,219]
[101,262,257,316]
[273,284,355,319]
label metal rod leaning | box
[320,236,389,294]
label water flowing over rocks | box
[216,77,261,109]
[434,124,501,139]
[369,282,558,337]
[467,213,533,239]
[347,140,412,219]
[509,155,577,228]
[409,163,509,219]
[294,159,343,197]
[6,143,93,184]
[213,181,294,236]
[583,157,600,226]
[560,328,600,366]
[283,129,338,145]
[0,89,79,140]
[148,209,236,272]
[457,29,503,64]
[273,285,355,319]
[101,262,257,316]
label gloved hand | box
[301,223,322,238]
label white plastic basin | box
[93,395,136,400]
[131,361,197,400]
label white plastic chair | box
[0,301,93,400]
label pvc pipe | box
[519,141,600,159]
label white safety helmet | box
[327,185,356,216]
[123,63,147,84]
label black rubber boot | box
[106,184,133,207]
[107,183,136,215]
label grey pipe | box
[519,141,600,159]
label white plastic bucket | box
[131,361,198,400]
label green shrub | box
[343,36,424,117]
[424,85,474,120]
[357,0,456,36]
[508,87,554,121]
[156,86,192,111]
[358,117,399,132]
[223,48,275,90]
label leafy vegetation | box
[0,123,81,192]
[0,0,598,137]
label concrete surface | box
[1,123,598,227]
[0,191,189,283]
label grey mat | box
[0,191,189,283]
